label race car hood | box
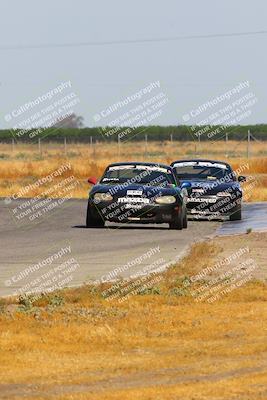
[90,183,183,201]
[179,179,241,196]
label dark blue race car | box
[86,162,190,229]
[170,159,246,221]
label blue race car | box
[171,159,246,220]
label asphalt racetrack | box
[0,199,266,297]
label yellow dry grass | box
[0,141,266,201]
[0,233,267,399]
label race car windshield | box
[174,165,228,181]
[100,166,175,186]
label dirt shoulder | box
[213,232,267,281]
[0,233,266,400]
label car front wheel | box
[169,208,184,230]
[183,210,188,228]
[86,204,105,228]
[229,206,242,221]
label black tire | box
[229,207,242,221]
[86,204,105,228]
[183,210,188,229]
[169,209,183,230]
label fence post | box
[38,138,42,155]
[117,135,121,159]
[197,133,201,155]
[64,137,67,156]
[247,130,250,159]
[93,139,96,159]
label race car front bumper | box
[88,200,182,224]
[187,194,242,217]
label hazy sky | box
[0,0,267,128]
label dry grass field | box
[0,232,266,400]
[0,140,266,202]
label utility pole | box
[225,132,228,157]
[247,129,251,159]
[12,138,15,152]
[170,133,173,143]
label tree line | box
[0,125,266,142]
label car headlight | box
[155,196,176,204]
[217,192,232,197]
[93,193,113,202]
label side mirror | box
[238,176,246,182]
[181,182,191,190]
[88,177,98,185]
[181,181,192,195]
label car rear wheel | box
[229,206,242,221]
[86,205,105,228]
[169,209,183,230]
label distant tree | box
[53,113,84,129]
